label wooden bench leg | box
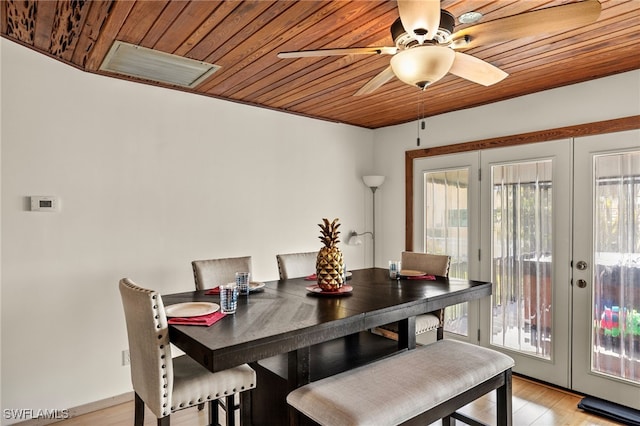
[496,369,513,426]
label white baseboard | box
[14,392,133,426]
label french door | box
[480,140,572,386]
[572,130,640,409]
[414,133,640,405]
[413,151,481,342]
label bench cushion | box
[287,339,514,426]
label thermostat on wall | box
[30,196,59,212]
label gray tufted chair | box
[376,252,451,341]
[119,278,256,426]
[276,251,318,279]
[191,256,252,291]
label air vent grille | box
[100,41,221,88]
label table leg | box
[397,316,416,350]
[288,347,311,426]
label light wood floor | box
[55,375,622,426]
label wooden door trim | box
[405,115,640,250]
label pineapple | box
[316,218,345,291]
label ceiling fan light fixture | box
[390,46,455,90]
[397,0,441,43]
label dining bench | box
[287,339,515,426]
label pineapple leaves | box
[318,218,341,247]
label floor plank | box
[55,375,622,425]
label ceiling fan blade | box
[278,46,396,59]
[452,0,602,50]
[397,0,441,42]
[449,52,508,86]
[354,66,396,96]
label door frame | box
[405,116,640,251]
[405,115,640,386]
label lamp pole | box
[370,186,377,267]
[362,175,385,268]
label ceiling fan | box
[277,0,601,96]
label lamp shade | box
[347,231,363,246]
[397,0,441,43]
[363,175,385,188]
[390,46,455,89]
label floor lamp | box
[362,175,385,267]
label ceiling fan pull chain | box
[417,97,426,146]
[416,101,421,146]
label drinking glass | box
[220,283,238,314]
[389,260,401,279]
[235,272,251,295]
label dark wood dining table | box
[163,267,492,424]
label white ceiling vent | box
[99,41,221,88]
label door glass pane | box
[592,151,640,384]
[491,160,553,359]
[424,168,468,336]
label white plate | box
[249,281,266,292]
[305,284,353,295]
[165,302,219,318]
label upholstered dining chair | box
[375,251,451,341]
[119,278,256,426]
[192,256,252,291]
[276,251,318,279]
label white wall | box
[0,38,375,423]
[373,70,640,268]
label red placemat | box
[205,287,220,295]
[407,275,436,280]
[168,311,226,326]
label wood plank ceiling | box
[2,0,639,129]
